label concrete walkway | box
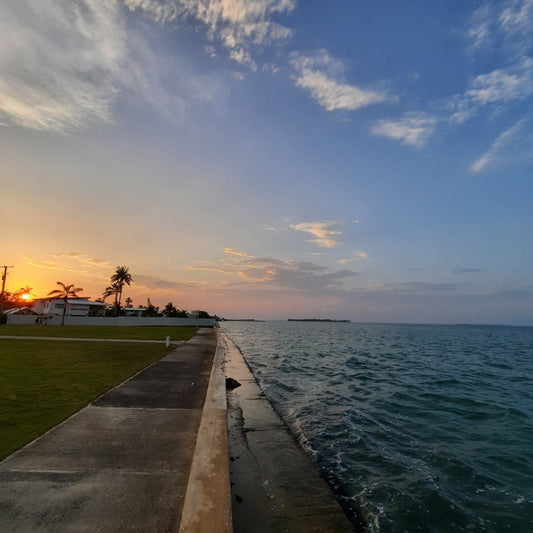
[0,329,231,532]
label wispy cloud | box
[24,252,110,275]
[371,112,437,148]
[290,220,343,248]
[123,0,180,23]
[468,0,533,55]
[468,2,493,50]
[380,2,533,149]
[366,281,461,295]
[51,252,109,266]
[0,1,127,132]
[125,0,295,70]
[51,252,87,258]
[466,58,533,106]
[450,2,533,126]
[24,257,78,272]
[188,248,358,293]
[290,50,389,111]
[470,119,527,173]
[449,268,483,274]
[134,273,199,291]
[0,1,245,132]
[338,252,367,265]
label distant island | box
[287,319,351,323]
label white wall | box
[6,315,216,327]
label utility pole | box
[0,265,14,313]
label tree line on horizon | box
[0,265,214,324]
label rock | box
[226,377,241,390]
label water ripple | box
[223,322,533,532]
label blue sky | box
[1,0,532,324]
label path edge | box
[178,328,232,532]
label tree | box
[125,297,133,308]
[162,302,178,317]
[102,283,121,316]
[13,286,34,307]
[48,282,83,326]
[108,266,134,316]
[142,304,159,317]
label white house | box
[122,307,145,317]
[32,297,107,317]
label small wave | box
[222,321,533,531]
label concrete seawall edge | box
[178,329,233,532]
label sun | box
[21,293,31,301]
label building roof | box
[4,307,38,315]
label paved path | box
[0,329,226,532]
[0,335,184,344]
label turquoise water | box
[222,322,533,532]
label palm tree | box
[102,283,121,316]
[48,282,83,325]
[108,266,133,316]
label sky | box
[1,0,532,325]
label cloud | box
[188,248,358,293]
[466,58,533,105]
[290,220,343,248]
[51,252,109,267]
[444,56,533,128]
[0,1,245,132]
[470,118,527,173]
[383,2,533,147]
[125,0,294,68]
[366,281,461,295]
[24,257,78,272]
[0,1,127,132]
[338,252,367,264]
[500,0,533,36]
[224,247,254,258]
[134,273,199,291]
[290,50,388,111]
[468,2,493,50]
[371,112,437,148]
[123,0,180,23]
[51,252,87,258]
[449,268,483,274]
[449,4,533,126]
[468,0,533,55]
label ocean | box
[221,321,533,532]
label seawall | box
[220,331,355,532]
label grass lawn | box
[0,324,197,341]
[0,335,194,460]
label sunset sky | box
[1,0,533,325]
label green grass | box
[0,324,197,341]
[0,337,191,460]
